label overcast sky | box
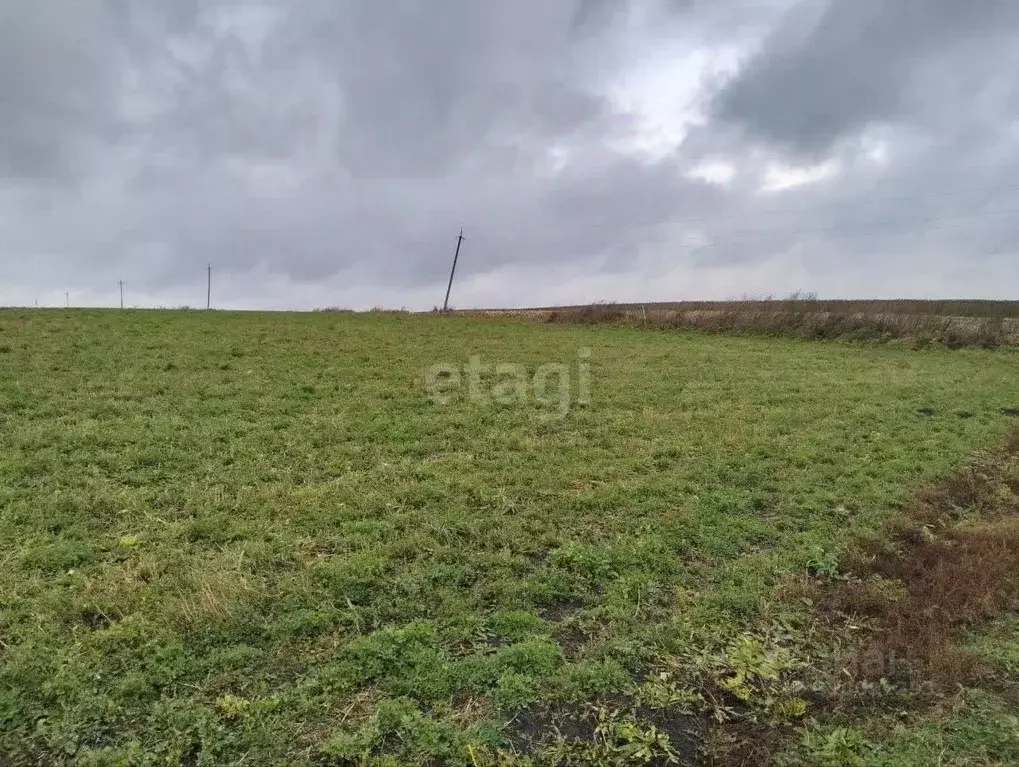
[2,0,1019,310]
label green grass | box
[776,690,1019,767]
[2,309,1019,765]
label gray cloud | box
[712,0,1019,156]
[1,0,1018,309]
[0,1,121,182]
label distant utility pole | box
[119,280,124,309]
[65,292,69,309]
[207,264,212,310]
[442,228,466,312]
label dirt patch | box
[820,427,1019,691]
[77,608,117,630]
[508,703,599,749]
[635,708,705,765]
[834,522,1019,688]
[551,622,590,661]
[540,594,587,623]
[507,702,703,766]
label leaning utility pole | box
[207,264,212,310]
[119,280,124,309]
[442,228,466,312]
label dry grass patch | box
[822,428,1019,691]
[542,300,1018,348]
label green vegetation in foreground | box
[1,309,1019,765]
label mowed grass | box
[1,309,1018,765]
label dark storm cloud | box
[654,0,1019,290]
[712,0,1019,156]
[263,1,627,178]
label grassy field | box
[2,309,1019,765]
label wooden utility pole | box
[442,229,466,312]
[207,264,212,310]
[119,280,124,309]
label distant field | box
[482,299,1019,319]
[2,309,1019,765]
